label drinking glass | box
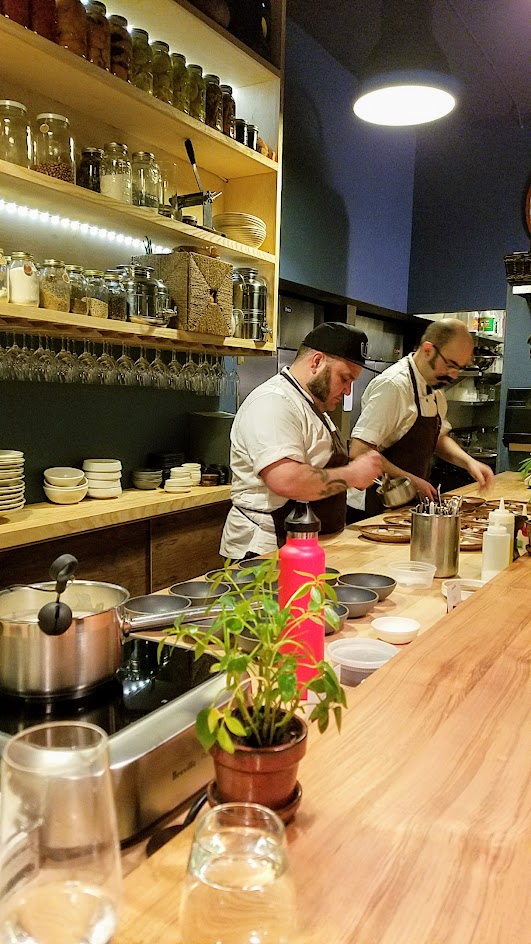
[116,344,136,386]
[179,803,297,944]
[0,721,122,944]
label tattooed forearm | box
[312,468,348,497]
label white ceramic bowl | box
[386,561,437,588]
[441,578,486,600]
[327,638,399,685]
[44,481,88,504]
[44,467,85,487]
[83,459,122,473]
[371,616,421,644]
[87,485,122,499]
[84,470,122,481]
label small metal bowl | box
[335,585,379,618]
[125,593,191,616]
[337,572,397,601]
[168,580,230,607]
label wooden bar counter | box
[116,473,531,944]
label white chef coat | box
[220,368,337,559]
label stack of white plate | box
[83,459,123,498]
[0,450,25,512]
[132,469,163,490]
[164,463,201,493]
[43,467,88,505]
[213,213,267,249]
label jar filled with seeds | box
[109,14,132,81]
[8,252,39,307]
[33,113,75,183]
[86,0,111,70]
[100,142,132,203]
[205,74,223,131]
[39,259,71,312]
[131,151,160,209]
[84,269,109,318]
[104,271,127,321]
[131,28,153,95]
[0,100,33,168]
[151,40,172,104]
[220,84,236,138]
[77,147,103,192]
[65,264,87,314]
[171,53,189,113]
[30,0,57,42]
[55,0,87,58]
[187,63,206,122]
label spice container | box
[3,0,30,26]
[0,250,7,300]
[8,252,39,307]
[109,14,132,81]
[65,264,87,314]
[151,40,172,104]
[55,0,87,58]
[234,118,247,145]
[30,0,57,41]
[100,142,132,203]
[39,259,70,312]
[33,113,75,183]
[187,64,206,122]
[131,28,153,94]
[84,270,109,318]
[205,74,223,131]
[220,84,235,137]
[104,271,127,321]
[77,147,103,192]
[132,151,160,209]
[0,101,32,169]
[85,0,110,71]
[246,123,258,150]
[171,53,189,114]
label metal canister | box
[410,510,461,578]
[116,264,157,322]
[235,267,267,340]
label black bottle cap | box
[284,502,321,534]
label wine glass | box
[116,344,136,386]
[149,349,169,389]
[0,721,122,944]
[135,347,152,387]
[179,803,297,944]
[180,352,198,392]
[167,350,182,389]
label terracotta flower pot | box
[211,715,307,811]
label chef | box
[220,322,382,559]
[348,318,495,519]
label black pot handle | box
[37,554,78,636]
[49,554,78,595]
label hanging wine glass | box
[150,349,170,389]
[167,350,182,389]
[116,344,136,386]
[180,352,198,392]
[135,347,152,386]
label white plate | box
[0,500,25,512]
[0,450,24,460]
[0,485,25,495]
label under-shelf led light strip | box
[0,200,170,253]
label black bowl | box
[337,572,396,601]
[168,580,230,606]
[324,602,349,635]
[125,593,191,616]
[334,585,379,618]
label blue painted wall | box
[498,289,531,471]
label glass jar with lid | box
[39,259,70,312]
[64,265,87,314]
[0,100,32,168]
[30,0,57,42]
[187,64,206,122]
[3,0,30,26]
[131,151,160,209]
[131,28,153,94]
[109,14,132,81]
[84,270,109,318]
[55,0,87,58]
[85,0,111,71]
[77,147,103,192]
[104,271,127,321]
[171,53,189,114]
[100,142,132,203]
[220,85,236,138]
[33,113,75,183]
[116,264,157,322]
[246,124,258,150]
[151,40,172,104]
[234,118,247,145]
[8,252,39,307]
[0,250,7,301]
[205,74,223,132]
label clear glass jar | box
[151,40,172,104]
[131,151,160,209]
[116,264,157,322]
[8,252,39,306]
[0,100,32,169]
[171,53,189,114]
[85,0,110,70]
[64,264,87,314]
[39,259,70,311]
[220,84,235,138]
[205,74,223,131]
[109,14,132,82]
[33,113,75,183]
[4,0,30,26]
[55,0,87,58]
[187,64,206,122]
[77,146,103,192]
[30,0,57,41]
[100,142,132,203]
[131,28,153,94]
[0,249,7,301]
[104,271,127,321]
[84,269,109,318]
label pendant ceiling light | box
[353,0,460,127]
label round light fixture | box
[354,71,458,126]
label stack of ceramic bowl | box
[83,459,122,498]
[0,450,25,512]
[164,463,197,494]
[43,467,88,505]
[132,469,163,490]
[212,213,267,249]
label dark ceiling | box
[288,0,531,126]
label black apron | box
[364,362,441,518]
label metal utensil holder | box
[410,510,461,577]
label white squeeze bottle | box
[481,523,512,581]
[488,498,515,566]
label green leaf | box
[217,724,235,754]
[225,715,247,736]
[207,707,220,732]
[196,709,217,751]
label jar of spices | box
[205,74,223,131]
[109,14,132,82]
[8,252,39,307]
[131,151,160,209]
[77,147,103,192]
[186,64,206,122]
[171,53,189,114]
[55,0,87,58]
[234,118,247,145]
[100,142,132,204]
[0,100,32,169]
[64,264,87,314]
[39,259,70,312]
[104,271,127,321]
[246,123,258,150]
[131,28,153,95]
[85,0,110,71]
[84,270,109,319]
[0,250,7,301]
[220,84,235,138]
[33,113,76,183]
[30,0,57,41]
[3,0,30,26]
[151,40,172,104]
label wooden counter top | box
[116,472,531,944]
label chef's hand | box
[467,459,495,490]
[347,450,382,489]
[407,475,438,500]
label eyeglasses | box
[431,344,468,373]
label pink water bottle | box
[279,502,326,693]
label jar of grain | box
[0,100,33,169]
[39,259,70,312]
[55,0,87,58]
[171,53,189,114]
[33,113,75,183]
[84,270,109,318]
[100,142,132,203]
[86,0,110,70]
[151,40,172,104]
[8,252,39,307]
[104,271,127,321]
[205,74,223,131]
[187,64,206,122]
[220,84,236,138]
[131,28,153,94]
[132,151,159,209]
[109,14,132,81]
[77,147,103,192]
[65,264,87,314]
[30,0,57,41]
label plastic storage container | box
[0,100,32,168]
[327,638,399,686]
[131,28,153,94]
[39,259,70,312]
[100,142,132,203]
[85,0,111,70]
[33,113,75,183]
[109,14,132,81]
[151,40,172,104]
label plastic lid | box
[327,638,398,669]
[284,501,321,535]
[0,100,27,112]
